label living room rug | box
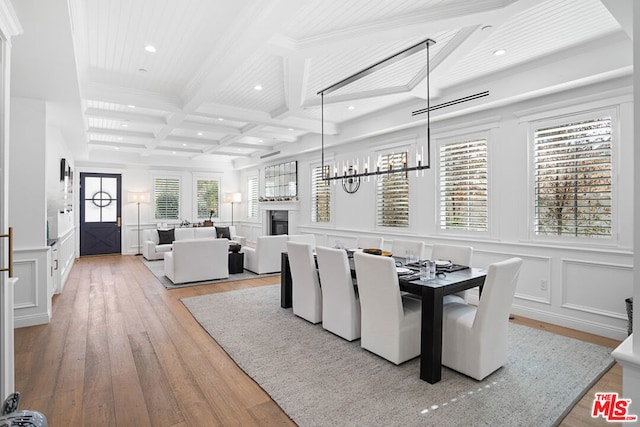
[181,285,615,427]
[141,258,279,289]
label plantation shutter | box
[439,139,488,231]
[155,177,180,220]
[376,152,409,227]
[312,166,331,223]
[247,176,258,219]
[196,179,219,219]
[534,116,612,238]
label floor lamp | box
[128,192,150,255]
[225,192,242,226]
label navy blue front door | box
[80,173,122,256]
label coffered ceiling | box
[9,0,630,170]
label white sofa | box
[164,238,229,284]
[243,235,288,274]
[143,226,244,260]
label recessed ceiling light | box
[145,45,156,53]
[288,128,293,131]
[348,105,355,110]
[218,117,224,121]
[114,146,120,150]
[127,104,136,108]
[197,132,203,136]
[493,49,506,56]
[259,139,264,143]
[121,123,129,128]
[172,151,176,155]
[254,84,263,91]
[117,137,123,141]
[182,143,187,147]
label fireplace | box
[269,210,288,235]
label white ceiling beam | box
[84,107,166,125]
[600,0,633,40]
[84,82,182,113]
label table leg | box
[420,287,444,384]
[281,253,292,308]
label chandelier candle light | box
[317,37,489,184]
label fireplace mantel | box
[259,201,299,211]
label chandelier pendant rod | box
[317,38,436,96]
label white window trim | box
[153,174,182,222]
[246,172,259,222]
[192,173,222,221]
[526,107,619,246]
[310,161,334,226]
[436,134,490,237]
[374,143,411,230]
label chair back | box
[391,239,425,260]
[316,246,360,340]
[356,236,384,250]
[287,241,322,323]
[431,244,472,266]
[288,234,316,249]
[473,257,523,334]
[354,252,404,332]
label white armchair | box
[354,252,421,365]
[442,257,523,380]
[243,235,288,274]
[164,238,229,284]
[316,246,360,341]
[288,241,322,324]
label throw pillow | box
[215,226,231,239]
[157,228,175,245]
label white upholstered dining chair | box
[441,257,523,380]
[391,239,425,261]
[287,241,322,324]
[356,236,384,250]
[316,246,361,341]
[431,244,473,303]
[353,252,421,364]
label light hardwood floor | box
[13,255,622,426]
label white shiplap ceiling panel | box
[438,0,621,88]
[45,0,625,168]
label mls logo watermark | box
[592,393,638,422]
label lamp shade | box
[225,192,242,203]
[127,191,150,203]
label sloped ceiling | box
[8,0,631,170]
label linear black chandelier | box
[317,37,489,183]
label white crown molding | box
[0,0,22,41]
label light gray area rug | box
[182,285,615,427]
[141,258,279,289]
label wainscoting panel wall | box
[13,247,52,327]
[562,259,632,320]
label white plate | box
[396,267,412,274]
[435,260,451,267]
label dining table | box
[280,251,487,384]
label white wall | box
[74,162,241,255]
[237,76,634,340]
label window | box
[311,165,331,223]
[376,151,409,227]
[247,176,258,219]
[196,178,219,219]
[439,139,488,231]
[533,115,612,238]
[154,177,180,220]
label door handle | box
[117,217,121,227]
[0,227,13,277]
